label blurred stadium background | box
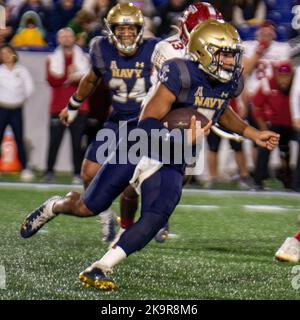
[0,0,300,300]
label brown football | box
[161,108,209,130]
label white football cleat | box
[20,196,61,238]
[275,237,300,263]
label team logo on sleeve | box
[135,62,144,68]
[158,64,170,83]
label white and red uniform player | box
[243,21,291,97]
[150,2,224,90]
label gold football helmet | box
[188,19,243,83]
[104,3,144,56]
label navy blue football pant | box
[83,163,183,256]
[84,115,138,164]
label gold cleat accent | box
[79,273,117,291]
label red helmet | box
[180,2,224,44]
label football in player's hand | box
[161,108,209,130]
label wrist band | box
[69,95,83,109]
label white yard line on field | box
[0,182,299,200]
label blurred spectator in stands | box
[48,0,81,34]
[126,0,156,16]
[232,0,266,27]
[155,0,192,38]
[152,0,167,7]
[83,0,116,19]
[10,10,47,48]
[44,28,89,184]
[252,61,295,190]
[0,44,34,181]
[208,0,235,22]
[67,9,96,48]
[11,0,49,32]
[0,4,14,45]
[80,0,116,39]
[242,21,291,165]
[206,99,255,190]
[290,63,300,192]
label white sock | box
[93,246,127,269]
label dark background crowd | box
[0,0,299,192]
[0,0,298,48]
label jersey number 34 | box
[109,78,146,104]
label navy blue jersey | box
[90,36,159,120]
[158,58,243,124]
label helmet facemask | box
[202,45,243,82]
[104,18,144,56]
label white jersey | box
[243,40,291,96]
[143,33,187,107]
[150,33,187,86]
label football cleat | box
[154,224,169,243]
[275,237,300,263]
[108,227,126,250]
[99,210,117,243]
[20,196,61,238]
[79,265,117,291]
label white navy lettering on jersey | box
[159,58,243,124]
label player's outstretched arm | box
[59,68,101,126]
[219,106,280,151]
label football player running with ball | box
[20,20,279,290]
[111,1,225,247]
